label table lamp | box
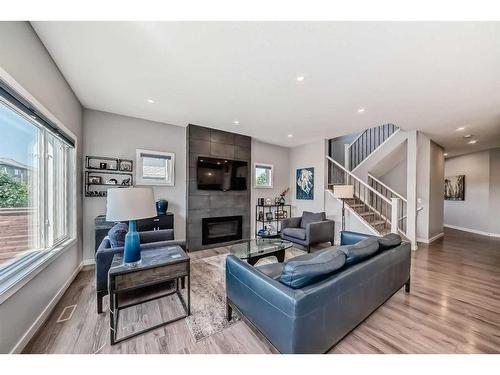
[106,187,156,266]
[333,185,354,231]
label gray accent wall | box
[187,124,251,251]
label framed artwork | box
[296,167,314,200]
[445,175,465,201]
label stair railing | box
[326,156,400,234]
[367,173,408,235]
[347,123,399,170]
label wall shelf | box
[255,204,291,238]
[84,156,134,198]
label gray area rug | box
[185,247,305,341]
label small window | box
[136,149,175,186]
[254,163,273,188]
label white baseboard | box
[10,262,83,354]
[417,232,444,244]
[444,224,500,238]
[82,258,95,266]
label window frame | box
[254,163,274,189]
[0,78,77,303]
[135,148,175,186]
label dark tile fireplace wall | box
[186,124,251,251]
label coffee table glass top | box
[230,238,293,260]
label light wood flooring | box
[24,228,500,354]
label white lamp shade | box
[333,185,354,199]
[106,187,157,221]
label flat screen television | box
[197,157,248,191]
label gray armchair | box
[280,211,334,252]
[95,228,185,313]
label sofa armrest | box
[281,216,302,230]
[95,243,124,292]
[306,220,334,244]
[139,229,174,243]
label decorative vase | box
[156,199,168,215]
[279,196,286,205]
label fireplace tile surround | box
[186,124,251,251]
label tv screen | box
[197,157,248,191]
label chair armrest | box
[281,216,302,230]
[139,229,174,243]
[306,220,335,244]
[95,244,124,292]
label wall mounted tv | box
[197,157,248,191]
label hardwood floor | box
[24,228,500,354]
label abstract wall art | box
[296,167,314,200]
[444,175,465,201]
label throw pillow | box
[378,233,402,251]
[279,248,346,289]
[338,237,379,266]
[108,222,128,248]
[300,211,326,229]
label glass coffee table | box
[230,238,293,266]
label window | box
[136,149,175,186]
[254,163,273,188]
[0,84,75,283]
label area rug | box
[185,247,304,341]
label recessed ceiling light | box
[233,120,239,125]
[287,134,294,138]
[468,140,477,144]
[357,108,366,114]
[463,134,472,138]
[456,127,465,131]
[147,99,155,104]
[444,153,449,156]
[296,76,305,82]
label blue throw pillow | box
[338,237,379,266]
[108,223,128,248]
[279,248,346,289]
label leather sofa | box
[280,211,334,252]
[95,228,185,313]
[226,231,411,353]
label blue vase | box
[156,200,168,215]
[123,220,141,266]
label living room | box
[1,2,500,373]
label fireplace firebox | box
[202,216,243,245]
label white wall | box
[82,109,186,261]
[250,140,290,237]
[444,149,500,236]
[0,22,83,353]
[289,139,328,217]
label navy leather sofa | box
[95,228,185,313]
[225,231,411,353]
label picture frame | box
[265,212,274,221]
[296,167,314,200]
[118,159,133,172]
[88,175,101,184]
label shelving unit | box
[85,156,134,197]
[255,204,291,238]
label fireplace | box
[202,216,243,245]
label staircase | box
[326,156,403,237]
[347,123,399,170]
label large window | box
[0,87,75,280]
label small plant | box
[280,187,290,198]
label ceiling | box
[32,22,500,155]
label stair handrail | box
[367,173,407,203]
[326,155,391,204]
[346,123,399,150]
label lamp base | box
[123,220,141,266]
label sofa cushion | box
[300,211,326,229]
[282,227,307,240]
[256,263,285,280]
[378,233,402,251]
[338,237,379,266]
[279,248,346,289]
[108,223,128,248]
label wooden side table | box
[108,245,190,345]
